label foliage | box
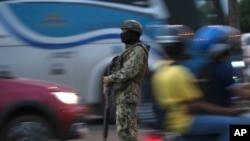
[239,0,250,32]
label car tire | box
[1,115,56,141]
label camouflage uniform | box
[108,42,149,141]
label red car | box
[0,75,89,141]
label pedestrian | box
[191,26,250,108]
[182,25,228,76]
[103,19,149,141]
[151,25,250,141]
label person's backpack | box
[138,61,177,130]
[138,68,166,130]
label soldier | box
[103,19,149,141]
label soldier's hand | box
[103,76,109,86]
[102,76,109,94]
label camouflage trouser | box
[116,103,138,141]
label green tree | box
[239,0,250,32]
[228,0,240,29]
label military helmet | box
[120,20,143,35]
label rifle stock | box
[103,90,109,141]
[102,55,120,141]
[103,63,112,141]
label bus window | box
[163,0,227,30]
[96,0,150,7]
[194,0,225,25]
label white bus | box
[0,0,235,121]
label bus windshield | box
[163,0,227,30]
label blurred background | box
[0,0,249,141]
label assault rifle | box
[103,65,110,141]
[103,56,120,141]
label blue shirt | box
[209,60,236,107]
[183,53,236,107]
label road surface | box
[68,124,154,141]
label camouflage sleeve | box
[108,46,146,83]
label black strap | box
[139,44,149,56]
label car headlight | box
[51,92,79,104]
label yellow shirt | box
[152,60,202,134]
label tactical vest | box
[109,43,149,91]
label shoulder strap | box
[138,43,149,56]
